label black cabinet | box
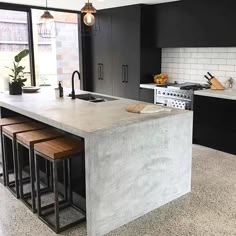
[91,10,112,95]
[139,88,154,103]
[90,5,161,100]
[193,95,236,154]
[111,6,140,99]
[155,0,236,47]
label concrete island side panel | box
[85,111,193,236]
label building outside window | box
[0,7,80,91]
[0,9,31,90]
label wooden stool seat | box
[16,128,64,147]
[34,136,85,233]
[34,137,84,160]
[0,116,31,186]
[2,121,46,198]
[2,122,45,137]
[16,128,64,213]
[0,116,30,130]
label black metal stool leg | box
[35,154,41,216]
[53,161,60,233]
[0,130,6,186]
[29,147,36,213]
[68,158,72,205]
[12,138,19,198]
[2,134,10,187]
[17,142,24,198]
[63,160,68,201]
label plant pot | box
[9,82,22,95]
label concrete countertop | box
[0,88,190,137]
[140,83,157,89]
[194,89,236,100]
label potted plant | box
[7,49,29,95]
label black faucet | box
[71,70,80,99]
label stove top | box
[156,82,210,91]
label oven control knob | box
[167,93,169,95]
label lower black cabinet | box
[193,95,236,155]
[139,88,154,103]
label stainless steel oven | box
[154,83,208,110]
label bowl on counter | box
[153,73,168,85]
[22,86,40,93]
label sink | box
[68,93,118,103]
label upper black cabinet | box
[90,5,161,100]
[111,6,140,99]
[91,10,113,95]
[155,0,236,47]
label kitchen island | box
[0,88,193,236]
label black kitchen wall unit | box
[155,0,236,47]
[90,5,161,100]
[193,95,236,155]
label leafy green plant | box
[7,49,29,86]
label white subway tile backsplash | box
[211,58,227,65]
[218,65,234,71]
[162,47,236,83]
[203,64,219,70]
[191,64,204,70]
[197,58,212,64]
[227,48,236,53]
[225,71,236,77]
[226,59,236,65]
[185,58,198,64]
[226,53,236,59]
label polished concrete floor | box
[0,145,236,236]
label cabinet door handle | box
[101,63,104,80]
[122,65,125,83]
[97,63,101,80]
[125,65,128,83]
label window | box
[32,9,80,89]
[0,5,81,91]
[0,9,31,91]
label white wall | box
[0,0,179,11]
[0,0,82,11]
[162,48,236,88]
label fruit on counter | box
[153,73,168,84]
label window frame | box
[0,2,81,86]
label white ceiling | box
[1,0,180,11]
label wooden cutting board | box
[126,103,146,113]
[126,103,171,114]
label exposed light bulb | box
[83,13,95,26]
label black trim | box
[27,9,36,86]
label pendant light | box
[38,0,57,38]
[81,0,96,26]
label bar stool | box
[2,121,45,198]
[34,137,85,233]
[16,128,64,213]
[0,116,30,186]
